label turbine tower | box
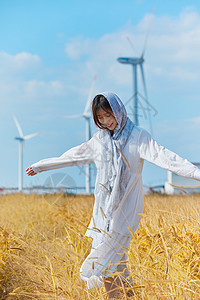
[64,75,97,194]
[117,56,145,126]
[83,75,97,194]
[117,8,155,132]
[13,115,40,192]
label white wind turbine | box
[117,8,156,134]
[64,75,97,194]
[13,115,40,192]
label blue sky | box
[1,0,200,191]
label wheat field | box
[0,192,199,299]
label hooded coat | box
[31,92,200,289]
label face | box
[96,109,118,131]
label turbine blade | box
[63,114,82,119]
[12,114,23,137]
[140,64,153,136]
[23,131,41,140]
[83,112,92,119]
[140,64,148,100]
[84,75,97,115]
[89,118,91,139]
[141,6,155,58]
[127,36,137,55]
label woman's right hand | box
[26,166,37,176]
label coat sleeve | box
[138,129,200,181]
[31,137,95,174]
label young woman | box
[26,92,200,298]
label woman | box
[26,92,200,298]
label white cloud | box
[187,116,200,127]
[65,37,91,59]
[65,8,200,87]
[1,9,200,121]
[153,116,200,159]
[169,66,198,80]
[0,52,67,103]
[0,51,41,75]
[24,80,64,98]
[2,9,200,108]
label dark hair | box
[92,94,113,129]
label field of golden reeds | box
[0,192,199,299]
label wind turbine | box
[117,8,155,133]
[64,75,97,194]
[13,115,40,192]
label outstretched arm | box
[138,129,200,181]
[26,137,95,176]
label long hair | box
[92,94,113,129]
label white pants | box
[80,231,132,289]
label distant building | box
[165,163,200,194]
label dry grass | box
[0,192,199,299]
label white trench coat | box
[31,126,200,288]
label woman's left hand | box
[26,166,37,176]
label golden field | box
[0,192,199,299]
